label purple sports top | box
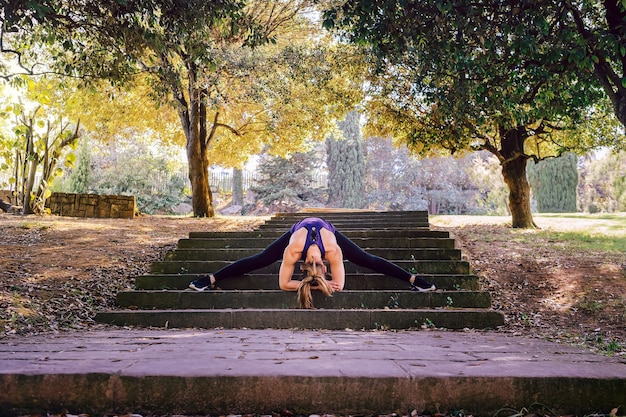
[289,217,336,261]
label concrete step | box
[94,308,505,330]
[189,229,451,239]
[115,290,493,310]
[135,273,480,291]
[177,236,457,249]
[273,210,429,218]
[149,259,471,275]
[261,212,430,229]
[164,247,463,261]
[3,329,625,417]
[270,211,430,223]
[258,220,431,229]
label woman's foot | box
[189,274,215,291]
[409,275,436,292]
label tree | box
[326,111,366,208]
[579,150,626,212]
[83,136,187,214]
[246,148,325,214]
[363,136,428,211]
[2,0,363,217]
[66,136,92,194]
[323,0,626,133]
[323,0,621,227]
[466,152,509,215]
[565,0,626,129]
[0,77,79,214]
[232,168,244,207]
[527,153,578,213]
[363,136,494,213]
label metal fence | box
[153,169,328,194]
[209,170,328,193]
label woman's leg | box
[334,231,412,281]
[213,232,292,280]
[334,231,435,290]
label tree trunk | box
[493,125,536,228]
[501,154,535,228]
[22,157,39,215]
[186,126,214,217]
[602,0,626,128]
[232,167,243,206]
[180,77,214,218]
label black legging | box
[334,231,412,282]
[213,232,292,280]
[213,230,412,283]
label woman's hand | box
[329,280,343,292]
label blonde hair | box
[297,262,333,309]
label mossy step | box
[134,273,480,291]
[164,248,462,261]
[115,289,492,310]
[94,308,505,330]
[150,260,471,275]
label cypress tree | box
[248,149,323,213]
[68,137,93,194]
[527,153,578,213]
[326,111,366,208]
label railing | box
[209,170,328,193]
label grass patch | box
[535,212,626,237]
[536,230,626,253]
[16,221,53,230]
[535,213,626,253]
[433,213,626,253]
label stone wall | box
[47,193,136,219]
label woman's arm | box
[324,244,345,291]
[279,243,302,291]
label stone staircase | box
[95,210,504,330]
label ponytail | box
[297,262,333,309]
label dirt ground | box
[1,212,625,355]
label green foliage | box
[326,111,366,208]
[66,137,92,194]
[0,77,80,214]
[2,0,249,82]
[363,137,503,214]
[91,149,186,215]
[246,147,326,214]
[4,0,359,217]
[324,0,626,131]
[579,150,626,212]
[527,153,578,213]
[323,0,624,228]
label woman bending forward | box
[189,217,436,308]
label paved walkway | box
[1,328,625,416]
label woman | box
[189,217,436,308]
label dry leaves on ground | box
[1,213,625,356]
